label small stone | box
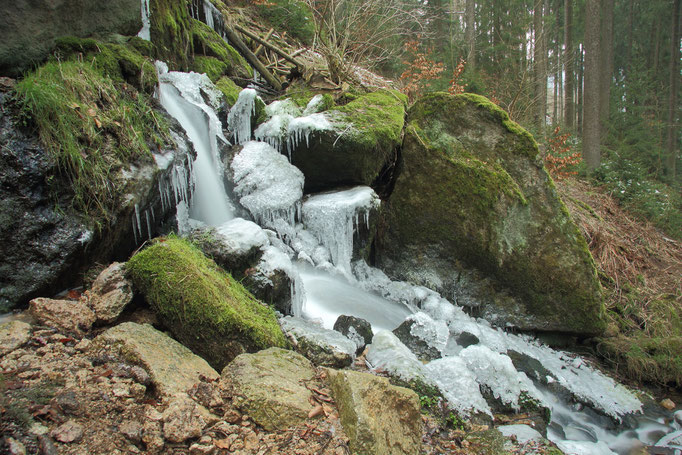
[661,398,676,411]
[37,435,58,455]
[7,437,26,455]
[0,321,32,356]
[224,410,241,424]
[145,405,163,421]
[85,262,133,324]
[674,410,682,426]
[29,298,95,335]
[130,383,146,399]
[54,389,80,415]
[162,396,206,443]
[333,315,373,354]
[74,339,91,351]
[112,383,130,397]
[199,435,212,445]
[142,420,165,453]
[120,420,143,443]
[51,420,84,443]
[189,443,216,455]
[29,422,49,436]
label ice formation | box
[230,141,304,227]
[214,218,269,255]
[366,330,428,383]
[227,89,260,145]
[286,113,333,157]
[404,312,449,356]
[424,357,491,417]
[303,94,326,115]
[302,186,379,275]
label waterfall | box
[156,63,234,227]
[137,0,151,41]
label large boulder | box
[91,322,219,398]
[378,93,604,335]
[327,369,423,455]
[0,0,142,77]
[224,348,317,431]
[126,237,289,370]
[288,89,407,193]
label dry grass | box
[557,177,682,386]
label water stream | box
[154,59,679,454]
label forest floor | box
[557,177,682,390]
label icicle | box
[132,215,139,245]
[227,89,259,145]
[145,210,152,240]
[134,204,142,239]
[137,0,151,40]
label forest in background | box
[248,0,681,238]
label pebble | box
[661,398,676,411]
[51,420,84,443]
[120,420,143,443]
[7,437,26,455]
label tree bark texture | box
[583,0,602,170]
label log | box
[223,26,282,91]
[254,28,274,57]
[234,24,304,69]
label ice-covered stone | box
[498,424,544,444]
[280,316,355,368]
[227,88,260,145]
[554,440,617,455]
[424,356,490,417]
[214,218,270,256]
[303,94,327,115]
[286,113,333,156]
[392,312,448,361]
[230,141,304,227]
[366,330,428,384]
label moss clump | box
[216,76,242,107]
[332,89,407,150]
[192,56,227,82]
[14,59,169,226]
[599,336,682,387]
[126,237,289,370]
[54,36,158,93]
[190,19,252,81]
[254,0,315,44]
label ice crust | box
[280,316,356,357]
[424,357,491,417]
[228,89,260,145]
[230,141,304,227]
[214,218,269,255]
[405,312,449,356]
[366,330,427,383]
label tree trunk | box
[465,0,476,71]
[599,0,614,140]
[534,0,547,131]
[665,0,681,179]
[583,0,601,170]
[578,47,583,134]
[564,0,574,129]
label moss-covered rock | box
[224,348,316,431]
[0,0,141,77]
[377,93,604,336]
[190,19,252,83]
[290,89,407,193]
[126,237,289,370]
[150,0,193,70]
[327,369,423,455]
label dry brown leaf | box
[94,118,102,128]
[87,108,97,117]
[308,404,324,418]
[214,439,231,449]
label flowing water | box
[152,55,680,453]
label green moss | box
[331,89,407,153]
[54,36,158,93]
[14,59,169,226]
[191,19,252,80]
[598,335,682,386]
[216,76,242,107]
[126,237,289,370]
[150,0,193,70]
[254,0,315,44]
[191,56,227,82]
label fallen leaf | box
[66,289,81,300]
[87,108,97,117]
[94,117,102,128]
[69,103,80,110]
[214,439,231,449]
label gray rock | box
[120,420,144,443]
[280,316,355,368]
[6,438,26,455]
[498,424,544,444]
[327,369,423,455]
[91,322,219,399]
[0,320,32,356]
[0,0,141,77]
[83,262,133,324]
[224,348,315,431]
[456,331,480,348]
[29,298,95,335]
[333,315,373,354]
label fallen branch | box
[223,25,282,91]
[254,28,274,57]
[235,24,305,69]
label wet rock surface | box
[333,315,373,354]
[281,316,356,368]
